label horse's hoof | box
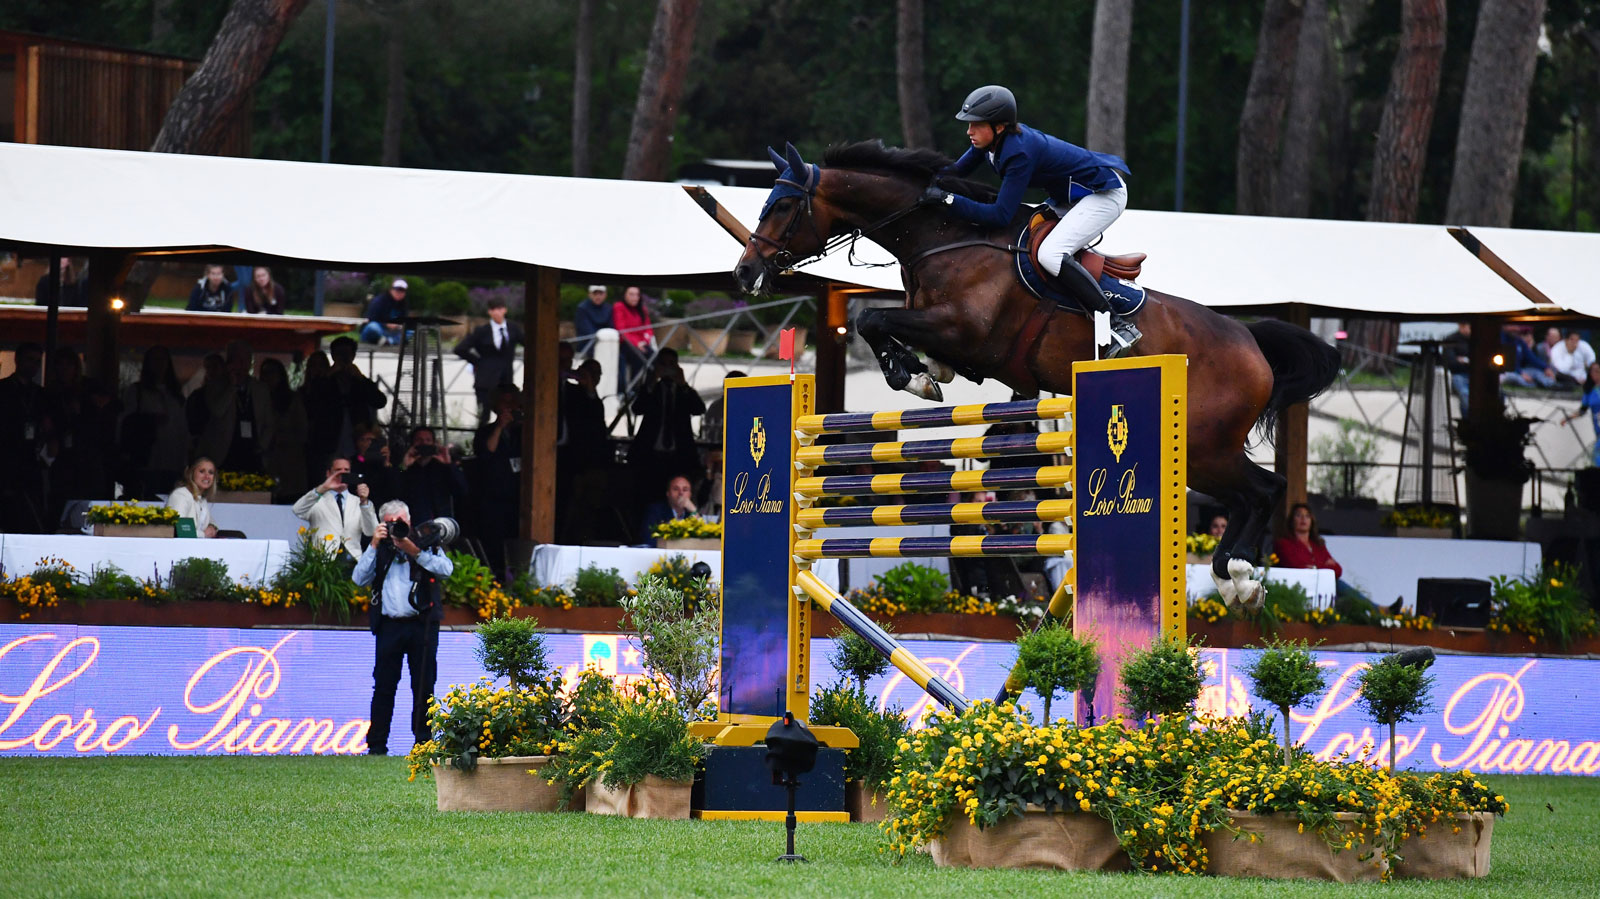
[1226,558,1255,581]
[904,372,944,402]
[1212,571,1238,609]
[927,360,955,384]
[1238,580,1266,613]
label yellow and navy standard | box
[796,397,1072,435]
[795,498,1073,528]
[795,431,1072,467]
[795,465,1071,497]
[793,533,1073,560]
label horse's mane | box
[822,140,998,202]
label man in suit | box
[454,296,523,422]
[292,456,378,558]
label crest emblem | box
[1106,405,1128,463]
[749,416,767,467]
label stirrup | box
[1107,319,1142,359]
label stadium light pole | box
[314,0,336,316]
[1175,0,1190,212]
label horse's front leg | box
[856,306,929,395]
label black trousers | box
[369,615,439,755]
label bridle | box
[746,170,929,276]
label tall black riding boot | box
[1058,255,1142,358]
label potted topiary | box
[1012,620,1100,725]
[1242,638,1327,766]
[407,616,570,812]
[545,682,706,819]
[812,628,907,821]
[1390,770,1506,879]
[1118,636,1204,724]
[1355,650,1435,772]
[619,573,720,719]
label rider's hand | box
[919,185,952,207]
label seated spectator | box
[638,474,699,544]
[574,285,612,358]
[397,426,467,523]
[167,457,222,538]
[1536,326,1563,367]
[1441,322,1471,414]
[242,266,288,315]
[292,456,377,558]
[1273,503,1397,615]
[1550,329,1596,389]
[1563,362,1600,467]
[362,279,410,345]
[187,264,237,312]
[613,285,656,395]
[1207,513,1228,539]
[34,257,87,307]
[1500,327,1557,389]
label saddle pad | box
[1014,221,1146,317]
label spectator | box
[628,348,704,499]
[1563,362,1600,467]
[695,449,723,519]
[242,266,288,315]
[1441,322,1471,414]
[1550,329,1596,389]
[34,257,87,307]
[1500,328,1557,389]
[185,353,225,448]
[259,358,308,501]
[306,336,388,464]
[351,423,395,505]
[638,474,697,543]
[293,456,377,558]
[119,346,189,500]
[1207,513,1228,539]
[699,370,746,444]
[1273,502,1397,615]
[454,295,524,421]
[1536,326,1563,366]
[353,498,453,756]
[573,285,612,358]
[186,264,236,312]
[362,279,410,345]
[612,285,656,395]
[556,357,609,544]
[0,342,47,533]
[167,456,222,538]
[397,426,468,523]
[195,340,275,475]
[473,385,523,578]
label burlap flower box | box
[213,490,272,505]
[656,538,719,551]
[432,755,575,813]
[1200,811,1387,882]
[846,782,886,823]
[930,808,1129,871]
[1393,812,1494,879]
[586,774,692,819]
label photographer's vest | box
[367,546,444,633]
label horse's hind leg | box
[1205,455,1287,612]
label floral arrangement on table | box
[85,503,179,526]
[217,472,276,492]
[1186,532,1219,556]
[644,553,719,611]
[651,517,722,541]
[1380,505,1456,530]
[1487,562,1597,648]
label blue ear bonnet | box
[759,143,820,221]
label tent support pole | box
[520,265,561,545]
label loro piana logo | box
[749,416,767,466]
[1106,404,1128,463]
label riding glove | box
[919,186,954,207]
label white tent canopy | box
[1458,225,1600,318]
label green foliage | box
[79,565,144,601]
[1244,638,1328,765]
[508,571,575,609]
[271,532,356,621]
[544,683,707,800]
[1311,419,1381,499]
[1013,620,1100,724]
[810,681,908,791]
[571,565,628,608]
[872,562,949,615]
[1118,637,1204,722]
[474,616,549,689]
[827,627,891,690]
[411,674,566,774]
[1490,562,1599,649]
[169,557,240,605]
[643,553,719,611]
[442,551,498,609]
[565,667,621,734]
[427,281,471,316]
[1382,505,1457,530]
[1356,657,1434,729]
[620,574,721,718]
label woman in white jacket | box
[166,457,221,538]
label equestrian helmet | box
[955,85,1017,124]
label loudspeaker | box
[1416,577,1491,628]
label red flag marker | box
[779,327,796,377]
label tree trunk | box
[1321,0,1372,220]
[1368,0,1446,223]
[622,0,703,181]
[896,0,933,149]
[150,0,312,155]
[1086,0,1134,156]
[1389,719,1397,771]
[1236,0,1306,215]
[1445,0,1549,227]
[1272,0,1327,217]
[1042,693,1051,725]
[572,0,596,176]
[1281,704,1293,766]
[381,16,405,167]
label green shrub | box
[169,557,238,605]
[873,562,949,615]
[620,574,721,718]
[1119,637,1204,723]
[80,564,144,601]
[571,564,627,607]
[1490,562,1598,649]
[1013,620,1100,724]
[810,682,908,792]
[271,532,357,621]
[429,281,471,315]
[1243,638,1327,765]
[475,616,549,689]
[1356,655,1434,771]
[827,627,891,690]
[544,683,706,804]
[442,551,497,609]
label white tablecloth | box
[533,544,839,591]
[1322,535,1539,612]
[0,533,291,585]
[1185,564,1336,610]
[64,499,306,542]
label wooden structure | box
[0,306,359,358]
[0,30,248,152]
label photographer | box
[353,499,454,756]
[292,456,377,558]
[397,426,468,524]
[627,348,705,504]
[472,384,523,579]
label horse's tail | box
[1247,319,1340,439]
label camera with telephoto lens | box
[385,517,459,552]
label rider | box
[922,84,1140,355]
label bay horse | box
[731,141,1340,608]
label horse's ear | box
[767,146,787,173]
[784,141,806,175]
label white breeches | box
[1038,181,1128,277]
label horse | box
[731,141,1340,609]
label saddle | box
[1025,209,1147,283]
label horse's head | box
[733,142,836,295]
